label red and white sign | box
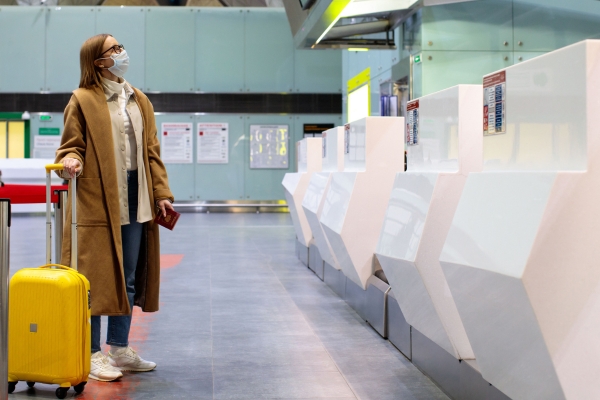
[197,122,228,164]
[161,123,193,164]
[406,100,419,146]
[483,70,506,136]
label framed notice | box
[197,122,228,164]
[33,135,62,159]
[406,100,419,146]
[483,70,506,136]
[249,125,289,169]
[161,123,193,164]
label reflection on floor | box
[9,213,449,400]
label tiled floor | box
[8,213,449,400]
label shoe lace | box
[93,354,110,367]
[127,347,138,357]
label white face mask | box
[99,50,129,78]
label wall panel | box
[95,7,146,90]
[46,7,96,93]
[294,49,341,93]
[513,3,600,52]
[154,113,195,201]
[145,8,195,93]
[421,0,513,51]
[0,8,45,93]
[196,8,245,93]
[195,114,245,200]
[420,51,513,97]
[244,9,294,93]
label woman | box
[56,34,174,382]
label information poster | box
[249,125,289,169]
[33,136,62,159]
[197,123,228,164]
[406,100,419,146]
[483,70,506,136]
[161,123,193,164]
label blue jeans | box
[91,170,143,353]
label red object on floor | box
[0,184,69,204]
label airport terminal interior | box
[1,0,600,399]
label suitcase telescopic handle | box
[45,164,77,271]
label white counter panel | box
[320,117,404,289]
[440,40,600,400]
[282,138,322,247]
[376,85,481,360]
[302,127,345,269]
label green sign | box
[414,54,422,64]
[39,115,52,122]
[39,128,60,136]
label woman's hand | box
[157,199,174,218]
[62,157,81,178]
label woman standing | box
[56,34,174,382]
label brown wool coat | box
[55,85,174,316]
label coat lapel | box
[72,87,124,270]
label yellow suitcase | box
[8,164,90,399]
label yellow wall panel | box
[0,122,6,159]
[8,121,25,159]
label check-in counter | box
[301,127,345,283]
[320,117,404,318]
[282,138,322,266]
[440,40,600,400]
[375,85,482,361]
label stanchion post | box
[54,190,68,265]
[0,199,11,400]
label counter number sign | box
[483,70,506,136]
[406,100,419,146]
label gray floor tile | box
[8,213,447,400]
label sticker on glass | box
[483,70,506,136]
[406,100,419,146]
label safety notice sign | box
[161,123,193,164]
[483,70,506,136]
[197,122,228,164]
[406,100,419,145]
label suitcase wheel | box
[74,382,86,394]
[26,381,35,388]
[55,387,69,399]
[8,382,16,394]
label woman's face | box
[95,36,121,69]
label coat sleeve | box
[145,98,174,203]
[55,95,86,178]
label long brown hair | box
[79,34,112,89]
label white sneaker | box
[89,351,123,382]
[108,346,157,372]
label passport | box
[154,208,180,231]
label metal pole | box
[54,190,67,265]
[70,177,77,271]
[0,199,11,400]
[46,171,52,265]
